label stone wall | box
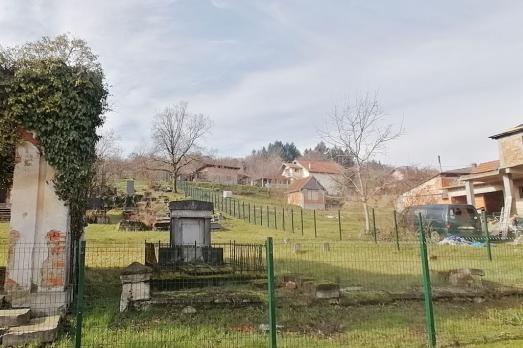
[4,139,71,314]
[498,133,523,168]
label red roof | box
[286,176,326,193]
[295,160,342,174]
[471,160,499,174]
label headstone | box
[315,283,340,299]
[120,262,152,312]
[168,200,214,263]
[181,306,197,314]
[126,180,135,195]
[223,191,233,198]
[322,242,331,252]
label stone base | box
[9,289,72,316]
[2,315,60,347]
[0,308,31,328]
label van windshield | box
[449,206,478,226]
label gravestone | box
[120,262,152,312]
[126,179,135,195]
[169,200,214,262]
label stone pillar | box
[465,180,475,206]
[120,262,152,312]
[4,135,71,315]
[501,173,515,237]
[502,173,515,215]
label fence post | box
[274,207,277,230]
[267,206,270,228]
[417,213,436,348]
[282,208,285,232]
[372,208,377,243]
[242,202,245,220]
[338,210,342,241]
[74,240,86,348]
[393,210,400,251]
[261,206,263,226]
[291,209,294,233]
[300,208,304,236]
[254,204,257,224]
[482,211,492,261]
[314,210,317,238]
[249,203,251,223]
[266,237,277,348]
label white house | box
[281,159,343,195]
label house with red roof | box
[281,159,343,195]
[287,176,326,209]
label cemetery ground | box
[2,207,523,347]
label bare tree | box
[149,102,211,193]
[322,94,402,232]
[91,129,123,196]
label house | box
[458,125,523,227]
[193,162,241,185]
[286,176,326,210]
[397,167,472,209]
[281,159,343,195]
[252,172,291,189]
[399,124,523,233]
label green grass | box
[2,184,523,347]
[186,182,409,242]
[71,219,523,347]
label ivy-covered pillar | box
[4,131,71,315]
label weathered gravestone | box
[120,262,153,312]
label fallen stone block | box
[0,308,30,328]
[448,268,484,288]
[2,315,60,347]
[315,283,340,299]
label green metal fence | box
[179,181,406,243]
[1,209,522,347]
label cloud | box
[1,0,522,167]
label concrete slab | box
[0,308,30,328]
[2,315,60,347]
[11,290,71,316]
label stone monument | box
[3,131,72,315]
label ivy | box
[0,57,16,192]
[0,56,108,239]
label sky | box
[1,0,522,170]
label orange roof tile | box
[295,160,343,174]
[286,176,325,193]
[471,160,499,174]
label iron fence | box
[0,219,522,347]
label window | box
[308,190,319,200]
